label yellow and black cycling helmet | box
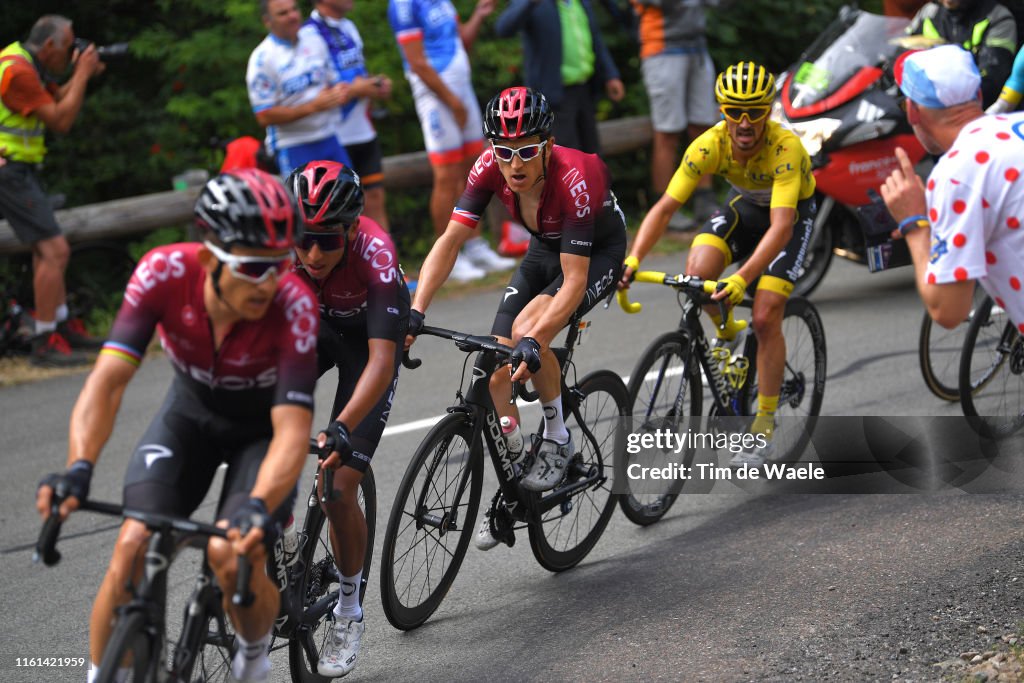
[715,62,776,106]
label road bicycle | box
[958,296,1024,439]
[380,312,627,631]
[615,271,827,526]
[35,439,375,682]
[1,240,136,357]
[918,284,988,401]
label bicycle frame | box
[415,320,608,530]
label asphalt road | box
[2,252,1022,683]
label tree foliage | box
[2,0,883,233]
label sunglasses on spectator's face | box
[721,105,771,123]
[491,140,547,162]
[299,231,346,252]
[204,241,291,284]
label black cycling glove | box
[38,460,93,504]
[511,336,543,374]
[408,309,425,337]
[229,497,274,539]
[321,420,353,461]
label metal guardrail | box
[0,116,652,254]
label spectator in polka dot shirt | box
[881,44,1024,334]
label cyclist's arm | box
[523,252,589,349]
[410,220,475,314]
[335,337,397,430]
[249,404,313,513]
[36,354,137,518]
[902,223,976,328]
[625,192,685,276]
[399,39,462,113]
[733,207,794,285]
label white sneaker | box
[318,616,364,678]
[475,514,500,551]
[450,252,487,282]
[463,238,516,272]
[729,439,774,467]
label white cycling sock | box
[231,629,271,681]
[334,570,363,622]
[35,319,57,335]
[541,396,569,443]
[87,663,128,683]
[56,303,69,322]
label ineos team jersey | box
[451,144,621,258]
[293,217,409,339]
[101,243,319,417]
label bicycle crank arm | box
[534,466,603,514]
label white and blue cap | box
[894,44,981,109]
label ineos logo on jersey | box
[166,347,279,390]
[562,167,592,218]
[469,149,495,183]
[280,281,318,354]
[125,250,187,307]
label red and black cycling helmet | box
[194,168,302,249]
[287,160,364,229]
[483,86,554,140]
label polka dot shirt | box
[925,112,1024,332]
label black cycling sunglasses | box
[299,231,346,252]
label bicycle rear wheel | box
[919,286,986,401]
[380,413,482,630]
[959,298,1024,438]
[289,468,377,681]
[529,370,625,571]
[739,296,827,463]
[620,331,701,526]
[96,612,156,683]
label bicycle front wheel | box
[959,298,1024,438]
[919,286,986,401]
[620,331,701,526]
[380,413,482,630]
[288,467,377,682]
[739,296,827,462]
[96,612,156,683]
[529,369,625,571]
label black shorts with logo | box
[345,138,384,190]
[122,380,297,548]
[0,162,62,244]
[491,203,627,338]
[697,189,817,285]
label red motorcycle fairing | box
[783,66,884,120]
[813,134,926,206]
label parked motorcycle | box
[772,5,931,296]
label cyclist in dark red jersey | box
[407,86,626,532]
[287,160,409,678]
[35,169,316,683]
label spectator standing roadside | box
[301,0,395,231]
[881,45,1024,334]
[495,0,625,155]
[246,0,352,176]
[905,0,1017,108]
[0,15,105,367]
[632,0,721,232]
[387,0,515,283]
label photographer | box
[0,15,105,366]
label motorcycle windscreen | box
[784,10,910,115]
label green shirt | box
[559,0,595,86]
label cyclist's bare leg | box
[489,294,562,420]
[686,243,728,319]
[322,465,367,577]
[31,235,69,325]
[88,519,149,665]
[750,288,787,400]
[207,533,279,641]
[362,186,389,232]
[429,160,470,238]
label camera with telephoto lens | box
[73,38,130,61]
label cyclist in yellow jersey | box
[620,61,817,466]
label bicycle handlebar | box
[617,271,748,337]
[308,437,341,503]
